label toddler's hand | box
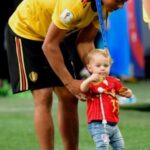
[119,87,133,98]
[89,73,101,82]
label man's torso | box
[9,0,103,41]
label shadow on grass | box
[120,103,150,111]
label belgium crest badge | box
[29,71,38,82]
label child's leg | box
[88,122,109,150]
[110,125,125,150]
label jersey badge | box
[60,9,73,24]
[29,71,38,82]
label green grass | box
[0,80,150,150]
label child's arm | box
[80,73,100,92]
[118,87,133,98]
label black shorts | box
[5,25,83,93]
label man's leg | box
[54,87,79,150]
[32,88,54,150]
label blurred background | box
[95,0,150,81]
[0,0,150,150]
[0,0,21,96]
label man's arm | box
[76,23,99,65]
[42,23,82,98]
[42,23,73,85]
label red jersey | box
[86,76,123,124]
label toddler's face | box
[87,53,111,77]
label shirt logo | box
[60,9,73,24]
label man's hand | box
[65,79,87,100]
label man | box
[5,0,127,149]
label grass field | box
[0,80,150,150]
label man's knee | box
[32,88,53,109]
[54,87,77,103]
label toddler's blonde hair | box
[87,48,113,65]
